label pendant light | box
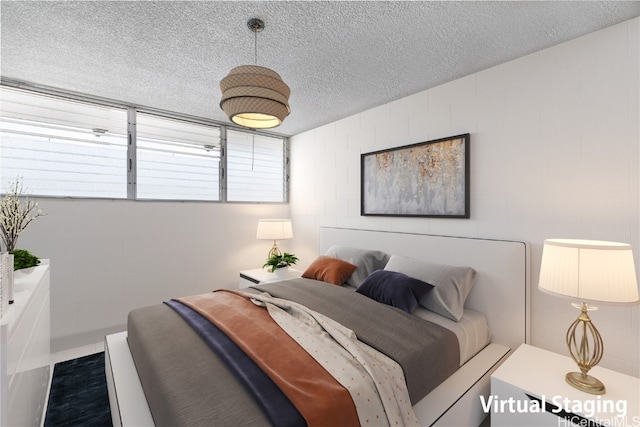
[220,18,291,130]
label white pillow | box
[324,245,390,287]
[384,255,476,321]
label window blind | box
[226,130,285,202]
[0,87,128,197]
[0,85,287,203]
[136,113,221,201]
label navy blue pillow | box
[356,270,434,313]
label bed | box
[105,227,530,426]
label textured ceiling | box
[1,1,639,136]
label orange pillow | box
[302,256,357,286]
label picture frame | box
[361,133,470,218]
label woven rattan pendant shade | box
[220,65,290,129]
[219,18,291,130]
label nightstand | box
[238,268,302,289]
[490,344,639,426]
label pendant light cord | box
[254,29,258,65]
[251,134,255,171]
[247,17,264,65]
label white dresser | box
[0,261,51,427]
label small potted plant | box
[0,178,46,304]
[11,249,41,273]
[263,252,299,274]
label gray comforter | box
[127,278,460,426]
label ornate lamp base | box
[565,372,605,395]
[565,302,606,395]
[267,240,281,258]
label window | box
[136,113,220,201]
[227,130,286,202]
[0,87,128,197]
[0,85,288,202]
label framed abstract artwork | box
[361,133,470,218]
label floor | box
[50,341,105,365]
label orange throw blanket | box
[176,290,360,427]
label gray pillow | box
[384,255,477,321]
[324,245,390,287]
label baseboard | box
[51,324,126,353]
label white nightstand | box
[490,344,639,426]
[238,268,302,289]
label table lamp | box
[538,239,639,395]
[256,219,293,258]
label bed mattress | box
[413,307,490,364]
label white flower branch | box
[0,178,46,252]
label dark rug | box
[44,352,112,427]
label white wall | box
[289,18,640,377]
[18,198,290,352]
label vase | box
[272,267,289,278]
[0,252,7,314]
[7,253,14,304]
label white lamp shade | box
[256,219,293,240]
[538,239,640,305]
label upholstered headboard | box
[318,227,530,350]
